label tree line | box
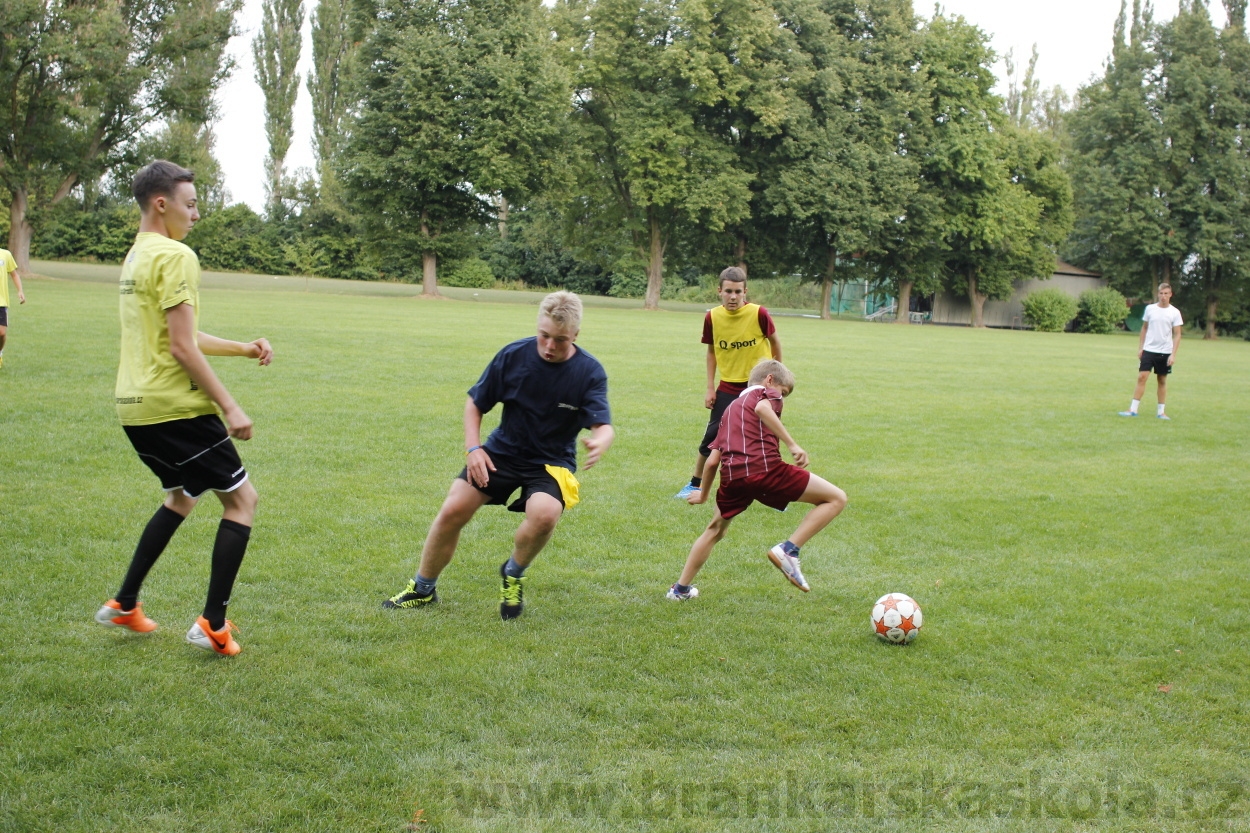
[2,0,1248,333]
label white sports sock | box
[1158,403,1166,416]
[1130,399,1140,415]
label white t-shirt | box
[1142,303,1183,354]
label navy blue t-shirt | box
[469,337,611,472]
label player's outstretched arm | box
[198,332,273,365]
[754,399,807,468]
[581,424,615,470]
[167,305,253,439]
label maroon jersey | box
[710,386,785,483]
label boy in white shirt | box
[1120,283,1182,419]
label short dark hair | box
[719,266,747,287]
[132,160,195,210]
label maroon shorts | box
[715,463,811,520]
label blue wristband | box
[466,445,481,456]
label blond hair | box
[539,291,583,331]
[749,358,795,393]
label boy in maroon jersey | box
[668,359,846,599]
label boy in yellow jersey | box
[94,160,273,656]
[0,246,26,368]
[675,266,782,499]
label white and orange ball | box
[871,593,923,644]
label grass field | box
[2,267,1249,832]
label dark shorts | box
[460,453,564,513]
[0,306,7,327]
[715,463,812,520]
[1139,350,1172,375]
[123,414,248,499]
[699,390,741,458]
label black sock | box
[690,476,702,488]
[116,505,185,609]
[203,519,251,631]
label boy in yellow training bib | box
[675,266,782,499]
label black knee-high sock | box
[203,519,251,631]
[116,506,186,609]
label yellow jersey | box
[0,248,17,307]
[115,233,217,425]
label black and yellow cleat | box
[499,563,525,620]
[383,579,438,609]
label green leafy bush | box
[1076,287,1128,334]
[185,204,290,274]
[442,257,496,288]
[1022,287,1079,332]
[32,204,139,263]
[607,254,649,298]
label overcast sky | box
[214,0,1227,213]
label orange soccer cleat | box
[186,616,241,656]
[94,599,158,633]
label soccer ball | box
[871,593,923,644]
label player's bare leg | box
[417,478,491,580]
[1132,369,1151,401]
[509,492,563,568]
[497,492,563,620]
[678,509,732,586]
[216,479,258,527]
[788,475,847,548]
[164,489,198,518]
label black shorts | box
[699,390,741,458]
[123,414,248,498]
[460,453,564,513]
[1139,350,1172,375]
[0,306,8,327]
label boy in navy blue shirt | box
[385,291,614,619]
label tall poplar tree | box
[254,0,305,215]
[0,0,238,272]
[309,0,355,191]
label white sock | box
[1130,399,1140,415]
[1158,404,1166,416]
